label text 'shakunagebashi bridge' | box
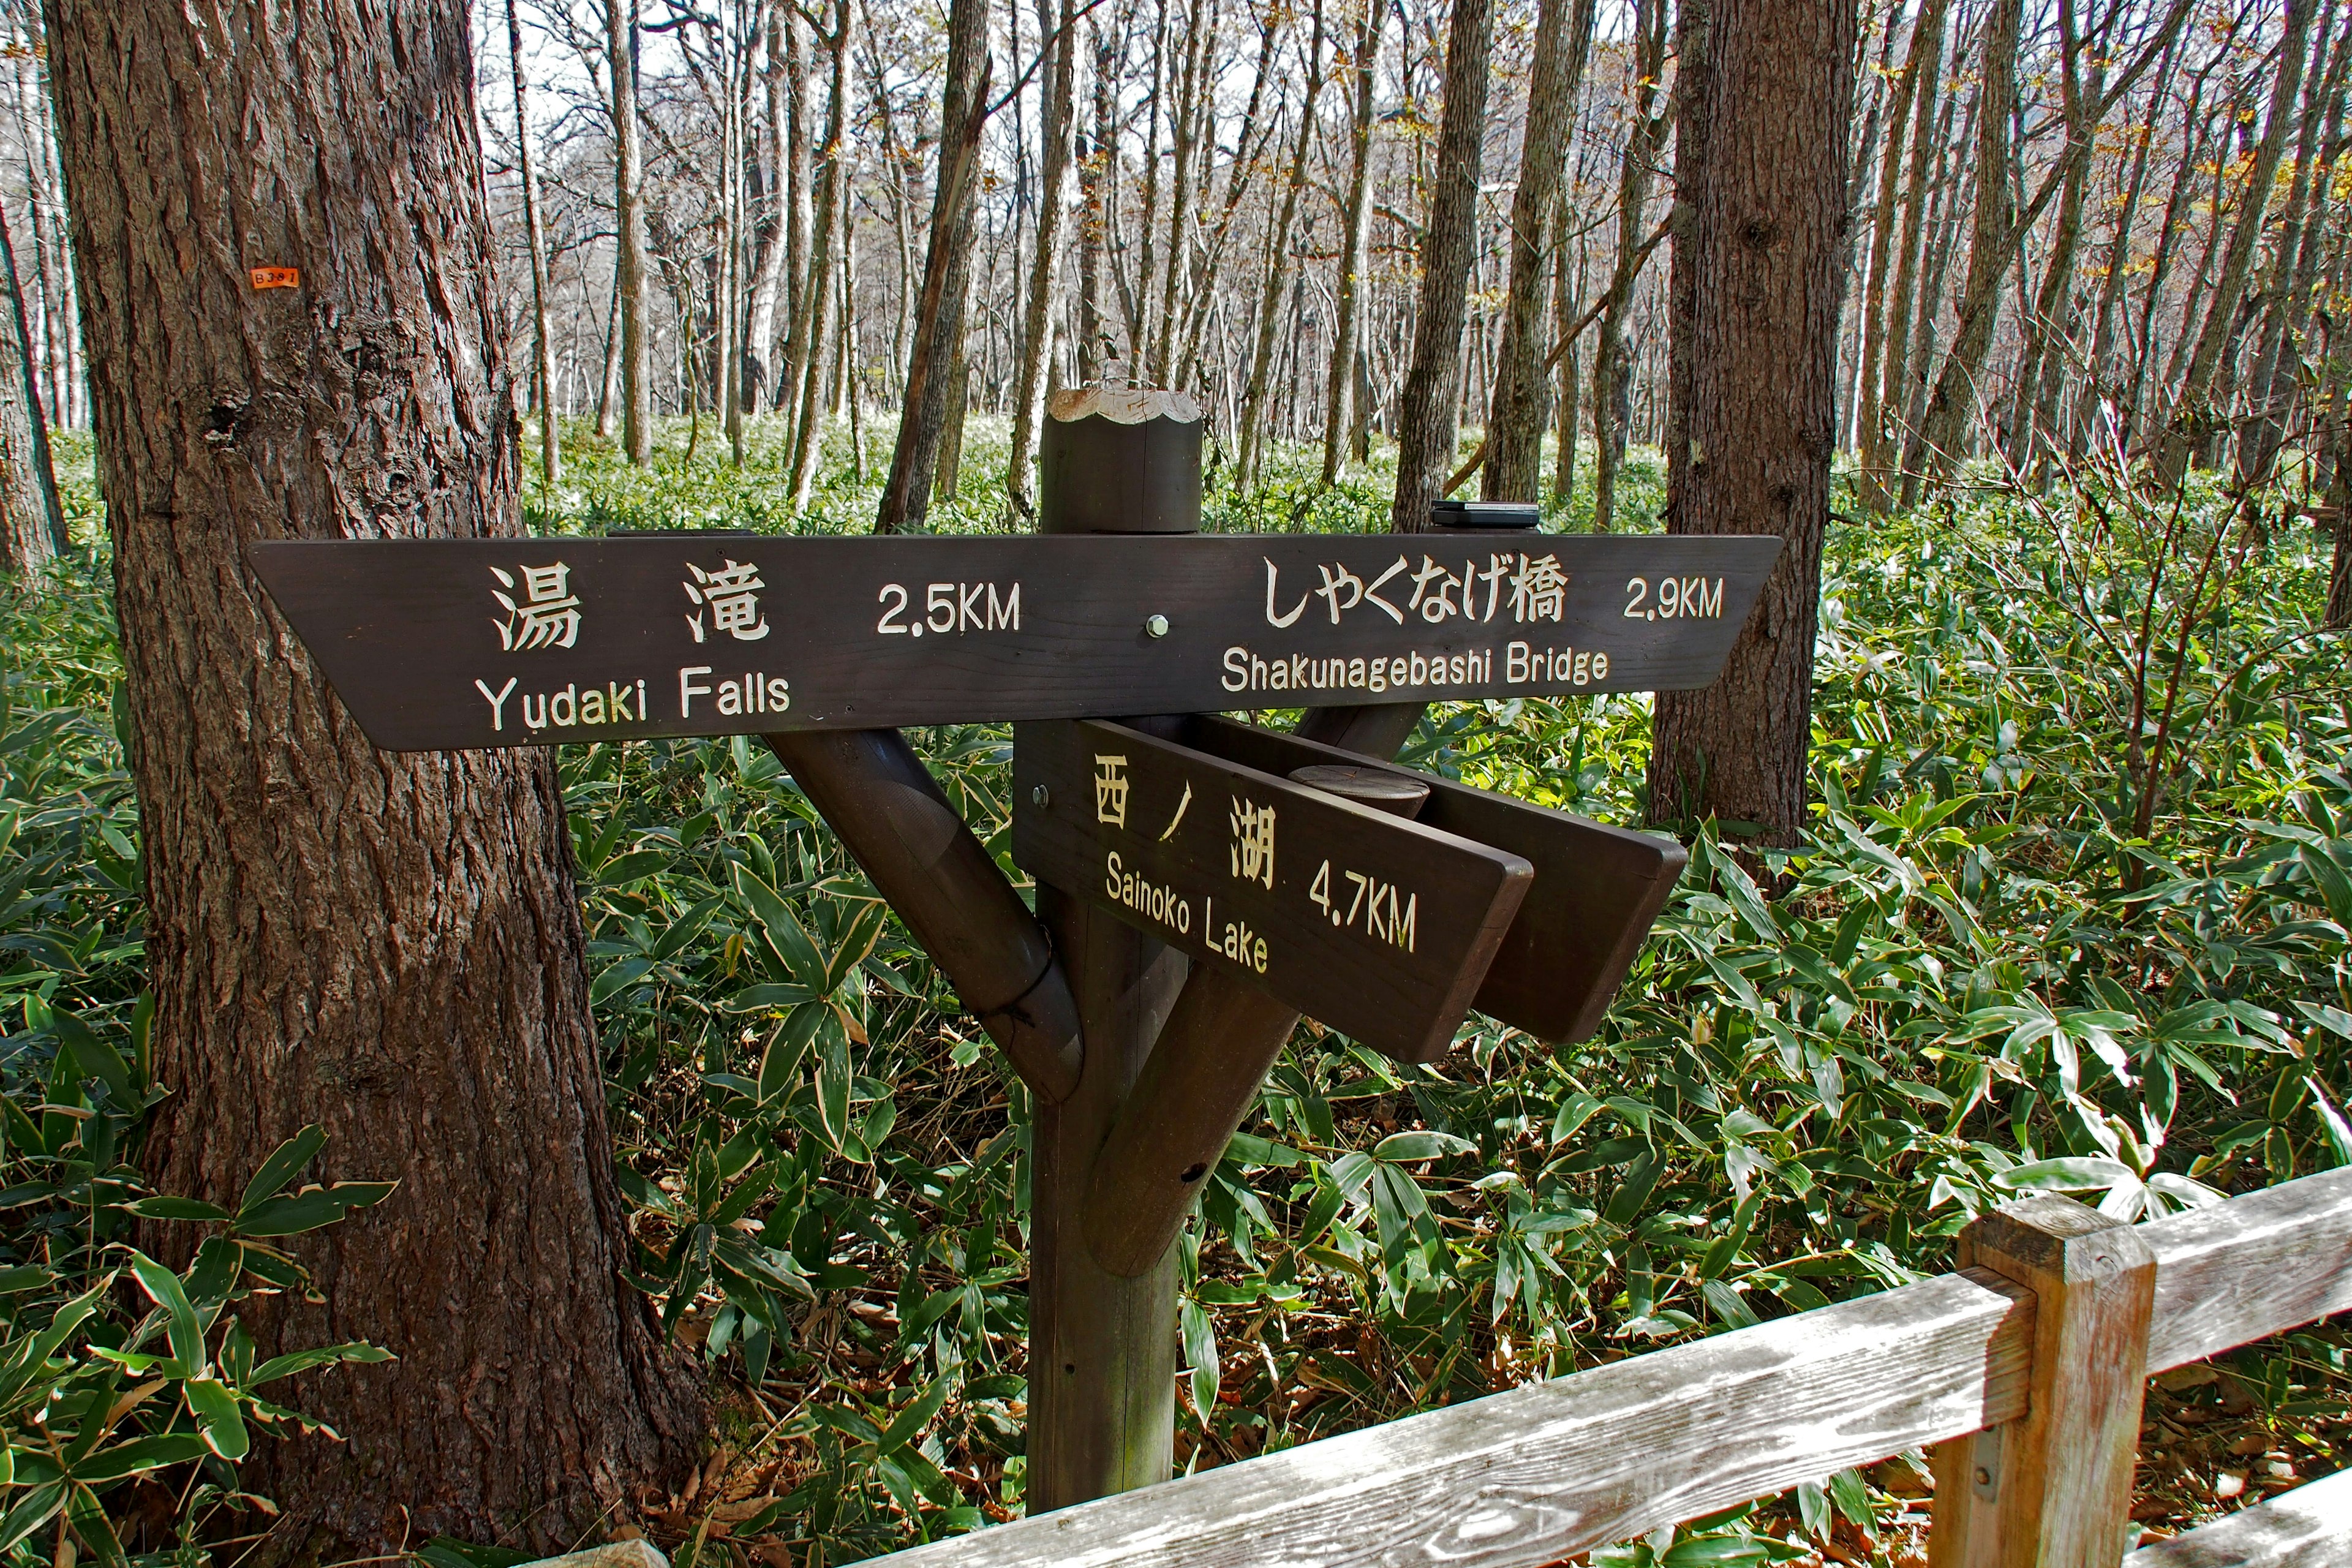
[252,388,1779,1511]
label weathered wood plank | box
[859,1267,2032,1568]
[1926,1198,2155,1568]
[2122,1467,2352,1567]
[2141,1167,2352,1375]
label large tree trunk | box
[875,0,987,533]
[1387,0,1497,531]
[43,0,701,1550]
[611,0,653,464]
[1320,0,1384,486]
[0,194,64,571]
[1480,0,1596,502]
[1650,0,1856,843]
[1009,0,1079,515]
[2155,0,2318,484]
[505,0,560,486]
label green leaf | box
[119,1196,232,1224]
[876,1378,950,1455]
[590,956,656,1005]
[1996,1156,2136,1194]
[68,1434,209,1485]
[127,1251,205,1375]
[1371,1129,1476,1163]
[1827,1466,1872,1527]
[183,1376,249,1460]
[238,1125,327,1215]
[247,1341,395,1387]
[0,1483,63,1556]
[1550,1092,1603,1144]
[235,1180,397,1237]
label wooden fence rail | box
[851,1166,2352,1568]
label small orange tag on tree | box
[250,267,300,290]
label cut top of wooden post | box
[1040,385,1202,535]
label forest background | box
[0,0,2348,1565]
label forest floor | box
[2,417,2348,1568]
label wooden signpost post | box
[251,391,1779,1519]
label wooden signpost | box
[250,391,1778,1521]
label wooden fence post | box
[1928,1195,2157,1568]
[1025,391,1200,1512]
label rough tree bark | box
[1009,0,1079,515]
[1321,0,1384,486]
[43,0,701,1551]
[611,0,653,463]
[1387,0,1497,532]
[1650,0,1857,842]
[875,0,988,533]
[1481,0,1596,502]
[505,0,560,485]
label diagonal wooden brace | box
[1081,757,1432,1278]
[764,728,1083,1104]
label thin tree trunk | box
[1321,0,1384,486]
[1651,0,1858,843]
[1076,17,1116,377]
[1388,0,1497,530]
[2081,70,2163,450]
[1009,0,1079,514]
[2238,6,2348,489]
[875,0,988,532]
[507,0,561,484]
[594,271,622,439]
[44,0,701,1547]
[2003,0,2105,471]
[2127,63,2218,440]
[1905,0,2021,481]
[770,5,816,432]
[2155,0,2319,483]
[1150,0,1215,383]
[1590,0,1670,532]
[788,0,851,508]
[1238,0,1330,489]
[0,192,64,565]
[1855,0,1947,509]
[1551,218,1585,505]
[1482,0,1597,501]
[744,2,793,422]
[611,0,652,463]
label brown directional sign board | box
[1168,717,1687,1044]
[1012,720,1534,1060]
[247,533,1780,751]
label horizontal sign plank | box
[1170,717,1686,1044]
[1012,720,1532,1060]
[247,532,1780,751]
